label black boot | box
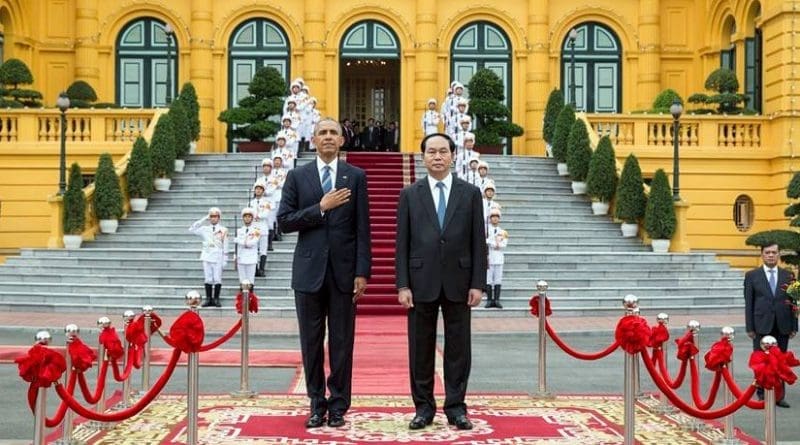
[202,283,214,307]
[273,223,282,241]
[257,255,267,276]
[484,286,494,308]
[267,230,275,251]
[494,285,503,309]
[213,283,222,307]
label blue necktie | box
[436,182,446,231]
[769,269,777,296]
[321,166,332,193]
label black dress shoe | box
[328,413,345,427]
[448,414,473,430]
[777,399,791,408]
[408,415,433,430]
[305,413,325,428]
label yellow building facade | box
[0,0,797,266]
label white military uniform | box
[486,223,508,285]
[421,99,441,135]
[249,186,272,257]
[235,209,261,284]
[189,215,228,284]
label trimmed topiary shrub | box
[178,82,201,142]
[63,162,86,235]
[66,80,98,109]
[0,58,42,107]
[169,98,192,158]
[93,153,123,220]
[652,89,683,114]
[543,89,564,146]
[644,169,676,239]
[586,136,618,202]
[466,68,524,146]
[127,136,153,199]
[614,154,647,224]
[688,68,748,114]
[218,66,284,141]
[566,119,592,182]
[551,105,575,163]
[150,113,177,179]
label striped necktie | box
[321,166,332,193]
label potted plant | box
[614,154,647,237]
[586,136,618,215]
[169,98,192,172]
[0,58,43,107]
[150,112,176,191]
[542,89,564,156]
[127,136,153,211]
[178,82,201,153]
[218,66,284,152]
[644,168,676,252]
[551,105,575,176]
[465,68,524,154]
[566,118,592,194]
[62,162,86,249]
[93,152,124,233]
[65,80,98,109]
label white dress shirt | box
[427,173,453,210]
[316,156,338,189]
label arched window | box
[228,19,290,108]
[115,18,177,107]
[720,17,736,71]
[744,2,762,113]
[561,22,622,113]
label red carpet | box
[345,152,415,315]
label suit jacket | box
[744,266,798,335]
[395,176,487,303]
[277,159,372,293]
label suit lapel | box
[442,179,465,233]
[336,161,351,190]
[417,179,440,231]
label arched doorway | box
[227,18,291,152]
[115,18,177,108]
[561,22,622,113]
[339,21,400,150]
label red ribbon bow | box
[704,339,733,371]
[675,331,699,361]
[125,313,163,347]
[67,337,97,372]
[235,291,260,314]
[15,343,67,410]
[648,323,670,348]
[528,294,552,317]
[614,316,652,354]
[168,311,205,353]
[99,326,124,361]
[749,348,800,394]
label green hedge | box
[586,136,618,202]
[644,169,676,239]
[551,105,575,163]
[62,162,86,235]
[542,89,564,145]
[150,113,176,179]
[566,119,592,182]
[93,153,123,220]
[614,154,646,224]
[127,137,153,199]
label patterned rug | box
[66,394,759,444]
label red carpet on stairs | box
[345,152,415,316]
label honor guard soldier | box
[259,158,279,251]
[284,80,303,115]
[441,87,453,134]
[485,208,508,309]
[482,181,501,235]
[465,154,481,186]
[449,100,471,138]
[306,97,321,150]
[455,132,476,179]
[476,161,493,192]
[189,207,229,307]
[249,179,272,276]
[421,98,441,136]
[235,207,261,285]
[269,154,287,242]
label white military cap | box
[427,98,437,104]
[450,80,460,88]
[469,152,481,161]
[290,82,301,89]
[484,181,496,191]
[241,207,256,217]
[478,161,489,170]
[309,96,317,104]
[281,115,294,122]
[275,131,288,141]
[489,207,501,217]
[463,131,475,141]
[293,77,305,85]
[208,207,221,217]
[286,97,297,104]
[262,158,273,166]
[453,82,464,89]
[457,98,469,106]
[253,179,267,192]
[459,115,472,123]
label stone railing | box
[586,113,766,149]
[0,108,153,147]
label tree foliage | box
[127,136,153,199]
[465,69,524,146]
[586,136,618,202]
[542,89,564,145]
[66,80,98,109]
[614,154,647,224]
[644,169,676,239]
[687,68,748,113]
[93,153,123,220]
[62,162,86,235]
[551,105,575,163]
[218,66,284,141]
[0,58,42,107]
[652,89,683,114]
[566,119,592,182]
[169,98,192,158]
[178,82,201,141]
[150,113,176,178]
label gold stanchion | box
[118,310,136,408]
[231,280,257,398]
[761,335,778,445]
[185,291,202,444]
[32,330,52,445]
[532,280,552,398]
[622,294,638,445]
[715,326,743,445]
[54,324,84,445]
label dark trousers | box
[295,264,356,415]
[753,324,791,401]
[407,291,471,420]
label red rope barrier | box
[199,319,242,352]
[544,321,619,360]
[689,358,723,410]
[655,348,689,389]
[721,367,764,409]
[642,351,756,419]
[45,370,77,428]
[76,359,109,404]
[109,347,135,382]
[54,348,181,422]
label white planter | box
[130,198,148,212]
[189,141,197,154]
[620,223,639,238]
[63,234,82,249]
[99,219,119,234]
[651,238,671,253]
[174,159,185,172]
[571,181,587,195]
[557,162,569,176]
[591,201,610,215]
[154,177,172,191]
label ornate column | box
[74,0,99,84]
[526,0,549,155]
[413,0,438,152]
[637,0,662,110]
[189,0,215,152]
[304,0,327,115]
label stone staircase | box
[0,152,744,317]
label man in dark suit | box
[395,133,487,430]
[383,121,399,151]
[745,242,797,407]
[341,119,356,150]
[278,118,372,428]
[360,118,379,151]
